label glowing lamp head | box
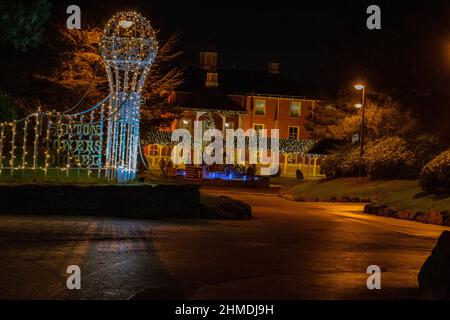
[354,103,362,109]
[118,20,133,28]
[354,84,365,90]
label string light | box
[0,11,158,182]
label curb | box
[279,193,450,227]
[279,193,370,203]
[364,203,450,227]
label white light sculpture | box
[101,11,158,182]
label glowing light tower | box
[101,11,158,182]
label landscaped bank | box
[0,183,251,220]
[280,178,450,226]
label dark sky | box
[54,0,450,133]
[74,0,450,87]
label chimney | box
[268,61,280,75]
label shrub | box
[411,135,443,174]
[341,146,364,177]
[321,144,361,178]
[364,136,415,179]
[420,149,450,194]
[320,152,345,177]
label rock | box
[201,196,252,220]
[337,196,351,202]
[418,231,450,299]
[281,193,294,201]
[379,207,397,217]
[364,203,378,214]
[424,211,445,225]
[441,211,450,226]
[415,212,428,224]
[395,210,417,220]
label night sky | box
[48,0,450,135]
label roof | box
[177,66,319,99]
[182,87,245,112]
[142,130,319,155]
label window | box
[288,126,299,140]
[224,121,235,129]
[206,72,217,83]
[148,144,158,156]
[254,99,266,115]
[287,153,297,164]
[290,101,301,117]
[205,72,218,87]
[181,119,191,130]
[253,124,264,134]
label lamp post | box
[354,83,366,177]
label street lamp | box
[354,83,366,177]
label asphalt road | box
[0,189,448,299]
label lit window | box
[290,101,301,117]
[148,144,158,156]
[288,126,299,140]
[206,72,217,82]
[253,124,264,133]
[287,153,297,164]
[224,121,234,129]
[181,119,191,129]
[254,100,266,115]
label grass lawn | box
[286,178,450,212]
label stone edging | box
[364,204,450,227]
[279,193,450,227]
[279,193,370,203]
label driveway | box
[0,190,447,299]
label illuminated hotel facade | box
[143,46,325,178]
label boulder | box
[364,203,378,214]
[379,207,397,217]
[415,212,443,225]
[418,231,450,299]
[424,211,445,225]
[395,210,417,220]
[337,196,351,202]
[280,193,294,201]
